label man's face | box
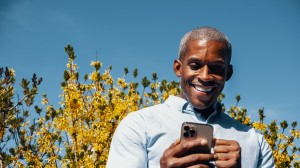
[174,40,232,109]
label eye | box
[210,64,226,75]
[189,62,202,70]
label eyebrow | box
[187,57,225,64]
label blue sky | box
[1,0,299,127]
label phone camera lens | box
[190,129,196,137]
[184,125,190,131]
[183,132,189,137]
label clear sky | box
[1,0,299,127]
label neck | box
[178,92,215,119]
[194,106,214,119]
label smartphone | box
[180,122,213,154]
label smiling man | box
[107,27,275,168]
[174,39,232,119]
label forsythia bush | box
[0,45,299,168]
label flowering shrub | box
[0,45,299,167]
[225,94,300,167]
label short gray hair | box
[178,26,232,62]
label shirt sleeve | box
[257,133,275,168]
[106,113,148,168]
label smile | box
[190,83,217,94]
[194,85,212,92]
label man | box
[107,27,275,167]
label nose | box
[198,65,214,82]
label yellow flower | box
[90,61,102,70]
[243,116,251,125]
[46,105,54,111]
[117,78,127,88]
[66,63,78,70]
[252,122,267,131]
[66,62,71,68]
[290,129,300,138]
[102,70,110,79]
[106,76,114,85]
[73,63,78,70]
[89,71,100,81]
[9,68,15,76]
[70,98,81,109]
[278,144,285,150]
[278,133,286,140]
[150,82,160,89]
[150,83,155,89]
[70,74,77,80]
[42,97,48,105]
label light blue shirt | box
[107,95,275,168]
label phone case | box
[180,122,213,154]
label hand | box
[160,139,215,168]
[213,139,241,168]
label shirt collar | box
[164,95,222,122]
[164,95,188,112]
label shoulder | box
[111,103,170,148]
[255,132,272,152]
[217,112,252,132]
[124,103,166,122]
[116,103,167,132]
[255,132,275,167]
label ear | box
[173,59,182,77]
[226,64,233,81]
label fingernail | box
[173,139,180,145]
[214,154,218,160]
[201,139,208,145]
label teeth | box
[194,85,212,92]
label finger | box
[168,139,180,148]
[215,160,240,168]
[214,152,239,161]
[214,145,240,153]
[167,153,214,167]
[162,139,181,159]
[161,139,179,159]
[187,164,211,168]
[172,139,209,157]
[214,139,238,146]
